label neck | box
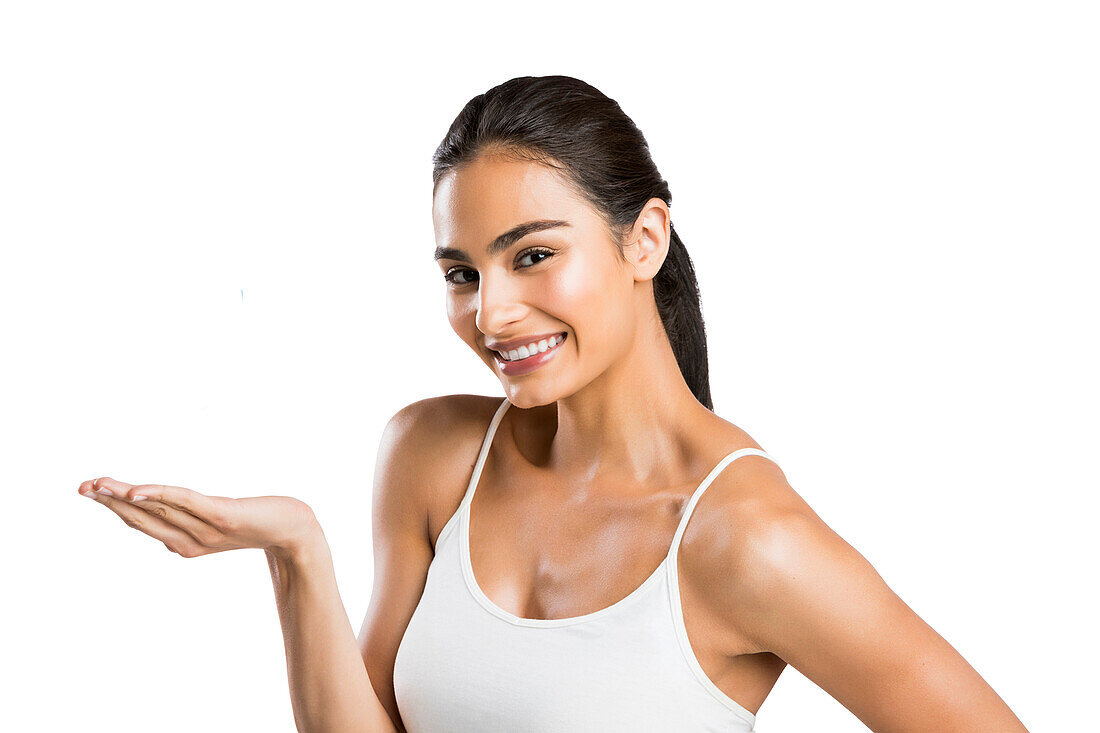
[538,316,712,490]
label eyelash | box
[443,247,555,287]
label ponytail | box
[654,223,712,410]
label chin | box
[502,386,561,411]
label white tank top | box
[393,398,778,732]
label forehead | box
[433,153,594,250]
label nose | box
[474,271,528,338]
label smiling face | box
[433,151,642,408]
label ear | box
[624,197,671,283]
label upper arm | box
[727,508,1030,732]
[355,397,459,733]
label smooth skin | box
[81,148,1030,732]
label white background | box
[2,1,1096,730]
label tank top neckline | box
[455,397,777,630]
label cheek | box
[446,295,477,335]
[542,255,617,318]
[545,253,638,362]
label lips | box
[492,332,568,376]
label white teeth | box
[497,333,565,362]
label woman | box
[78,75,1029,732]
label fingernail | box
[95,488,114,496]
[81,490,97,499]
[132,495,148,502]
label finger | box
[116,483,226,527]
[81,486,218,558]
[86,476,136,499]
[90,478,239,552]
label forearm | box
[266,525,397,733]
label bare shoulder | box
[680,442,1031,729]
[376,394,505,550]
[383,393,503,464]
[676,422,839,653]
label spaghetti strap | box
[662,446,778,728]
[666,447,778,563]
[432,397,510,551]
[457,397,511,513]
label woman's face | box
[432,152,640,408]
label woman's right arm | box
[273,396,472,733]
[78,395,482,732]
[267,526,398,733]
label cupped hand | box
[78,477,320,561]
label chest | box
[467,479,685,621]
[412,424,788,724]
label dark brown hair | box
[432,75,713,410]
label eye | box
[442,248,555,288]
[444,267,477,286]
[517,247,555,268]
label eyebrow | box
[434,219,571,263]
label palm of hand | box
[78,476,318,560]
